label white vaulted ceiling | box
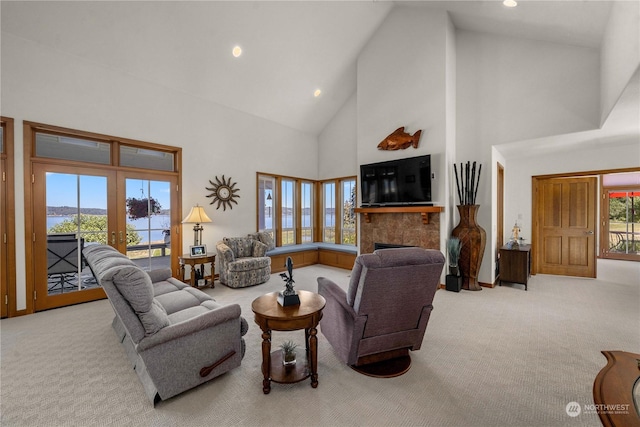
[0,1,624,136]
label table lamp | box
[182,205,212,246]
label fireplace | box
[374,243,414,250]
[357,207,442,254]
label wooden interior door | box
[496,163,504,280]
[535,176,596,278]
[1,118,14,318]
[1,146,6,317]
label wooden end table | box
[251,290,326,394]
[499,244,531,290]
[179,253,215,288]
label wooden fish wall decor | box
[377,127,422,150]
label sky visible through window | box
[46,173,170,210]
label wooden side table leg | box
[309,327,318,388]
[210,260,215,288]
[261,330,272,394]
[305,328,310,356]
[188,265,196,287]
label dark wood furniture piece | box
[593,350,640,427]
[179,253,215,288]
[499,243,531,290]
[251,290,326,394]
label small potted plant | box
[446,237,463,292]
[447,237,462,276]
[280,340,297,367]
[162,228,171,244]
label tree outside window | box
[341,179,356,245]
[601,171,640,262]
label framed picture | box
[190,244,207,257]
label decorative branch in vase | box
[452,161,486,291]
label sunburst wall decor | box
[206,175,240,211]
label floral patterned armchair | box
[216,236,271,288]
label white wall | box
[2,33,318,311]
[456,30,601,284]
[600,1,640,125]
[357,5,449,219]
[318,94,357,180]
[456,30,601,146]
[357,8,448,189]
[443,13,457,246]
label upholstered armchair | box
[317,247,445,376]
[217,236,271,288]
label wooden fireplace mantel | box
[355,206,444,225]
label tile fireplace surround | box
[356,207,443,254]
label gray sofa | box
[83,244,248,404]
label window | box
[323,182,336,243]
[341,179,357,245]
[256,173,355,248]
[120,145,175,171]
[600,172,640,261]
[281,179,296,245]
[301,181,314,243]
[320,177,357,245]
[258,174,276,239]
[257,173,314,247]
[35,132,111,164]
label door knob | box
[585,230,594,235]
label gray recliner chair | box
[317,247,445,376]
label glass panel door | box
[123,176,173,271]
[34,164,115,310]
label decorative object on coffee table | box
[280,340,297,367]
[206,175,240,211]
[278,257,300,306]
[452,161,486,291]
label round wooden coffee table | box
[251,290,326,394]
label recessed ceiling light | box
[314,89,322,97]
[503,0,517,7]
[232,46,242,58]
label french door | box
[119,172,178,272]
[32,165,179,311]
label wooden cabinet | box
[499,244,531,290]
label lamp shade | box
[182,205,212,224]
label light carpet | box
[1,265,638,427]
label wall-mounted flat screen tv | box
[360,155,432,206]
